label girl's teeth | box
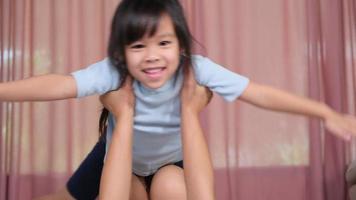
[144,68,163,74]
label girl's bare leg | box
[130,175,149,200]
[150,165,187,200]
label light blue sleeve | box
[71,58,121,98]
[192,55,249,102]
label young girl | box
[2,0,356,199]
[98,67,214,199]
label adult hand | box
[99,76,135,118]
[180,66,213,114]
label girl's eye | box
[131,44,145,49]
[159,41,172,46]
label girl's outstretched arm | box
[0,74,77,101]
[98,77,135,200]
[181,66,215,200]
[239,82,356,140]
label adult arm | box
[181,66,215,200]
[98,77,134,200]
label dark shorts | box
[66,137,183,199]
[66,136,106,200]
[138,160,184,192]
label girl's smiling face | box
[124,14,181,89]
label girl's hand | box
[99,76,135,117]
[324,111,356,140]
[180,66,213,114]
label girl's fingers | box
[336,127,352,140]
[344,133,352,141]
[346,115,356,133]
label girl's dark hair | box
[99,0,193,137]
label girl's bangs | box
[123,11,163,45]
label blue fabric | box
[71,55,249,176]
[66,136,106,200]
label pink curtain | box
[1,0,355,200]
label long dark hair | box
[99,0,194,137]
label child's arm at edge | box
[239,81,356,139]
[0,74,77,101]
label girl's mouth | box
[142,67,166,79]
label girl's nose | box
[145,56,159,63]
[145,47,160,63]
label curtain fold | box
[1,0,355,199]
[306,0,355,199]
